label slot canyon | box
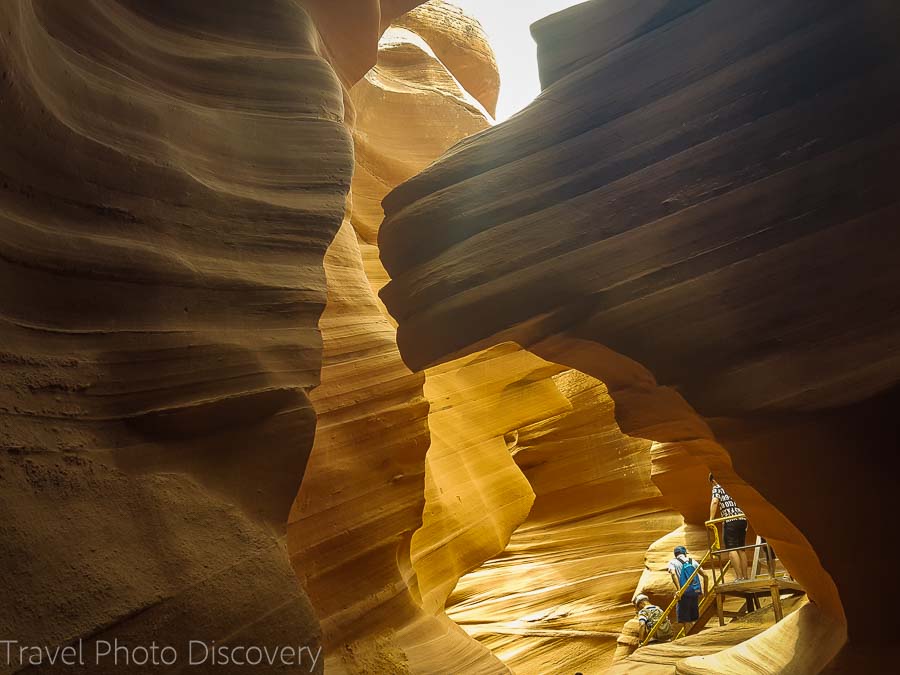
[1,1,898,673]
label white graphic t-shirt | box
[712,483,745,521]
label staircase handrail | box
[705,516,730,552]
[639,518,742,647]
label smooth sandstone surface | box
[380,0,900,669]
[288,8,669,673]
[304,0,425,85]
[0,0,421,668]
[446,370,682,674]
[608,597,842,675]
[289,4,507,673]
[4,0,896,673]
[393,0,500,116]
[288,218,500,674]
[349,16,490,309]
[412,344,570,616]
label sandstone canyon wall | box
[380,0,900,670]
[0,0,421,670]
[4,0,897,673]
[284,9,687,672]
[446,370,683,674]
[288,4,508,673]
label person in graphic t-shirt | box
[709,473,749,580]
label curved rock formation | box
[0,0,422,667]
[7,0,895,671]
[380,0,900,668]
[411,344,567,616]
[446,370,682,674]
[288,5,504,673]
[608,598,841,675]
[393,0,499,116]
[304,0,425,85]
[348,15,491,305]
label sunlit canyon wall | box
[444,368,683,674]
[380,0,900,672]
[3,1,897,674]
[287,2,508,672]
[287,5,690,673]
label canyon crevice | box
[379,0,900,671]
[2,1,897,674]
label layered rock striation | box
[446,370,682,674]
[0,0,422,668]
[380,0,900,667]
[5,0,896,672]
[411,344,570,617]
[288,4,506,672]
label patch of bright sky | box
[451,1,587,121]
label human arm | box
[710,496,719,521]
[669,569,680,591]
[666,561,680,591]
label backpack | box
[641,605,673,641]
[679,557,702,597]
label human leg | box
[676,599,687,634]
[738,549,750,579]
[728,550,744,580]
[724,519,749,579]
[736,520,749,578]
[686,594,699,632]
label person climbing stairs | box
[638,525,806,647]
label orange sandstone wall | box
[288,3,506,672]
[446,370,682,674]
[411,344,571,616]
[380,0,900,667]
[393,0,500,116]
[303,0,426,85]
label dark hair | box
[708,472,715,483]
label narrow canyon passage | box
[430,354,683,674]
[374,1,900,672]
[289,2,881,673]
[1,1,897,674]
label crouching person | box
[634,594,673,645]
